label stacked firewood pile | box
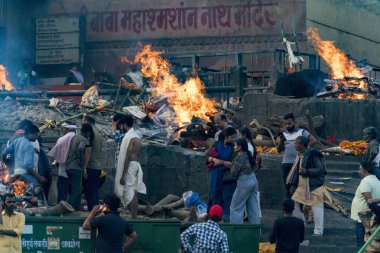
[317,77,380,99]
[0,85,219,151]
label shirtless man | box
[115,115,146,219]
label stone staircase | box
[260,155,362,253]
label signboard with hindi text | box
[22,217,95,253]
[45,0,305,42]
[35,17,82,65]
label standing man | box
[115,115,146,219]
[112,114,125,167]
[0,193,25,253]
[277,113,317,197]
[180,204,229,253]
[82,115,104,211]
[82,194,137,253]
[48,122,77,202]
[351,162,380,248]
[287,136,325,236]
[66,124,93,211]
[270,198,304,253]
[362,127,380,180]
[213,113,234,141]
[2,124,46,185]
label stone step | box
[299,245,357,253]
[261,225,356,236]
[325,155,362,163]
[325,169,360,179]
[326,163,359,173]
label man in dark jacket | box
[287,136,326,236]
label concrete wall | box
[100,142,209,204]
[237,93,380,140]
[306,0,380,67]
[1,0,306,83]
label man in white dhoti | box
[114,115,146,219]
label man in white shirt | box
[213,113,234,141]
[351,162,380,248]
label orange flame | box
[0,65,15,91]
[13,180,27,196]
[125,45,217,126]
[308,28,367,99]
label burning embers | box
[0,65,15,91]
[13,180,27,196]
[308,28,373,99]
[0,162,40,207]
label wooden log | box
[17,201,75,216]
[160,198,185,210]
[166,208,191,221]
[153,194,180,209]
[138,204,155,216]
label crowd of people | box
[2,110,380,252]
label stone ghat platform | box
[237,93,380,140]
[101,143,362,208]
[0,134,362,208]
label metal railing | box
[358,225,380,253]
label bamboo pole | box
[358,225,380,253]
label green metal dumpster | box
[219,223,261,253]
[22,216,96,253]
[128,220,181,253]
[22,216,181,253]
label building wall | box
[306,0,380,67]
[3,0,306,84]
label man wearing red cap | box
[180,205,229,253]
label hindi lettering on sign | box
[121,10,132,31]
[105,11,119,32]
[183,7,198,29]
[216,5,232,28]
[200,6,216,29]
[91,11,119,33]
[83,1,296,40]
[233,2,278,28]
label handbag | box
[222,170,237,182]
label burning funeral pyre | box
[0,45,223,151]
[0,161,45,208]
[0,65,15,91]
[308,28,380,99]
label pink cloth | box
[48,133,74,163]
